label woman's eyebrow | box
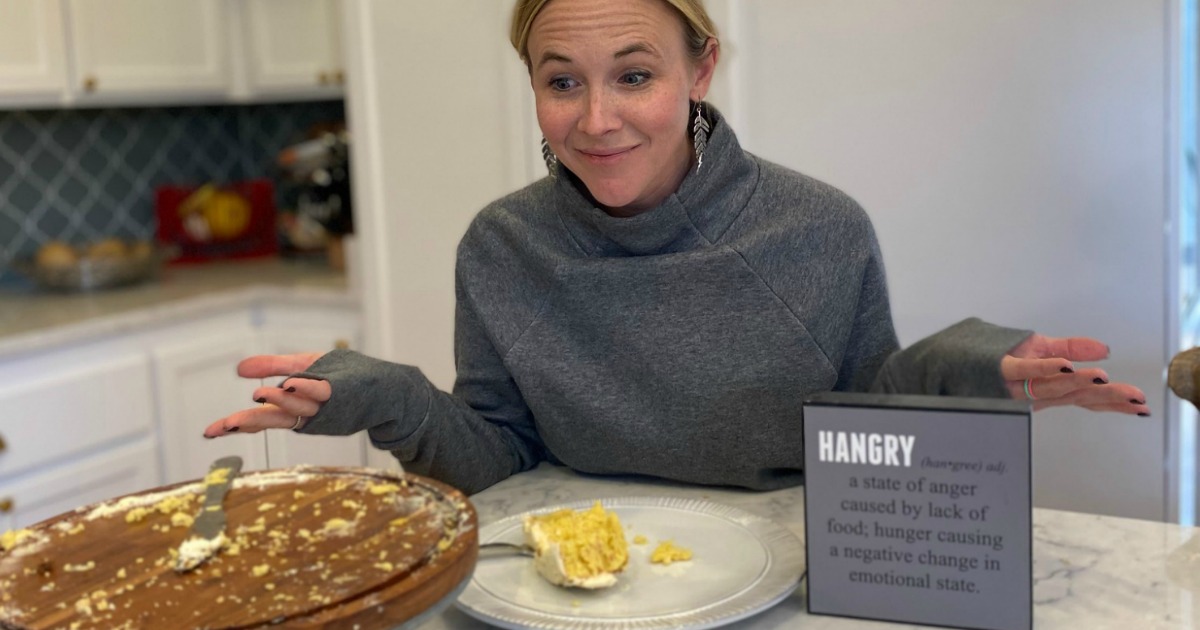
[614,42,658,59]
[537,51,572,69]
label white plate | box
[455,497,805,630]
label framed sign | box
[803,392,1032,630]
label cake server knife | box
[174,455,243,573]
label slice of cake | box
[522,501,628,589]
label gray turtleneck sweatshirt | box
[295,113,1030,494]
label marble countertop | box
[421,463,1199,629]
[0,257,354,359]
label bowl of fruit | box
[16,238,176,291]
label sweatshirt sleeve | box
[835,228,1032,397]
[869,317,1032,397]
[289,277,547,495]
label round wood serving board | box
[0,467,477,630]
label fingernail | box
[1093,377,1107,385]
[203,433,214,440]
[227,426,240,433]
[1138,412,1151,417]
[255,397,266,403]
[1131,399,1144,405]
[285,387,296,393]
[1060,367,1074,374]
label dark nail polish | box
[1093,377,1107,385]
[203,433,213,440]
[227,426,240,432]
[1060,367,1074,374]
[255,397,266,403]
[1131,399,1144,405]
[1138,412,1150,417]
[286,387,296,393]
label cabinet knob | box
[318,71,330,85]
[334,339,350,350]
[83,76,97,92]
[0,498,12,514]
[334,70,345,85]
[0,434,6,453]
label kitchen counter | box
[423,463,1198,629]
[0,258,354,359]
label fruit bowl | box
[14,241,177,292]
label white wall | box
[732,0,1169,520]
[345,0,1173,519]
[343,0,534,388]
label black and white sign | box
[803,392,1031,630]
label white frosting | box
[175,533,227,571]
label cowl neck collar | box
[553,106,759,257]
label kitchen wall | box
[731,0,1169,521]
[0,101,344,283]
[344,0,1175,519]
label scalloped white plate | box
[455,497,805,630]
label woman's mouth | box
[578,146,636,165]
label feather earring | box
[692,101,710,171]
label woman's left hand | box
[1000,334,1149,416]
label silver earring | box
[541,137,558,178]
[692,101,710,170]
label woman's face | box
[527,0,716,216]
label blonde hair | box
[510,0,718,65]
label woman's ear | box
[690,38,720,102]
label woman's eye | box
[549,77,577,91]
[620,71,650,86]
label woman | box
[205,0,1149,494]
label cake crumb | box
[650,540,693,565]
[632,535,648,545]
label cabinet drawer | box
[0,352,154,480]
[0,437,160,530]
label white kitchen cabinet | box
[259,302,366,469]
[0,438,159,530]
[237,0,344,98]
[0,347,156,481]
[66,0,230,101]
[0,0,69,105]
[152,322,268,485]
[0,339,160,530]
[0,289,361,528]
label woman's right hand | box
[203,352,332,438]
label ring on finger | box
[1023,378,1037,400]
[291,415,304,431]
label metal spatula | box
[174,455,243,573]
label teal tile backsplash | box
[0,101,344,281]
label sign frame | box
[802,391,1032,630]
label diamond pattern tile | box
[0,100,345,283]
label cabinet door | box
[152,329,268,485]
[0,349,155,481]
[66,0,229,99]
[260,322,365,469]
[0,437,159,530]
[241,0,343,94]
[0,0,69,104]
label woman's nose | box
[578,90,619,136]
